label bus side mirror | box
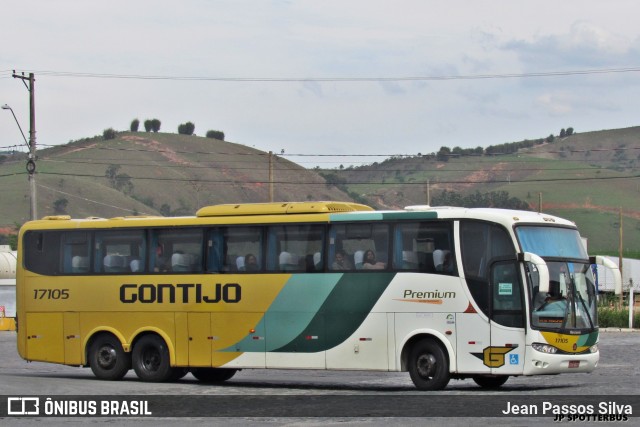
[590,256,622,295]
[519,252,549,294]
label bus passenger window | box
[95,230,146,274]
[151,228,203,273]
[393,222,454,274]
[62,232,91,274]
[219,226,263,273]
[268,224,325,273]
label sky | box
[2,0,640,168]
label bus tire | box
[88,334,131,381]
[472,375,509,389]
[191,368,237,383]
[132,335,174,382]
[408,338,450,390]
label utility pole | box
[268,151,274,202]
[538,192,542,213]
[619,206,624,307]
[12,71,37,220]
[425,179,430,205]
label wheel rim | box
[97,345,117,370]
[416,353,437,379]
[141,347,161,373]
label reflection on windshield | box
[529,261,597,331]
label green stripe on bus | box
[272,272,395,352]
[329,213,384,222]
[381,211,438,220]
[578,331,598,348]
[221,274,342,352]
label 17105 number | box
[33,289,70,300]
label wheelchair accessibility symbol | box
[509,354,519,365]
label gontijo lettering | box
[119,283,241,304]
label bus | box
[16,201,621,390]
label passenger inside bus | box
[331,249,352,270]
[244,253,259,271]
[362,249,386,270]
[433,249,454,274]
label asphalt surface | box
[0,330,638,426]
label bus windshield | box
[516,225,588,259]
[528,261,598,332]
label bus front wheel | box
[88,334,131,381]
[132,335,174,382]
[408,339,450,390]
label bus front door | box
[488,260,526,375]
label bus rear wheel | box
[472,375,509,389]
[132,335,174,382]
[88,334,131,380]
[408,339,450,390]
[191,368,237,383]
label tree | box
[144,120,153,132]
[53,198,69,215]
[546,134,555,143]
[178,122,196,135]
[566,127,574,136]
[105,164,121,187]
[160,204,171,216]
[560,128,566,138]
[206,130,225,140]
[105,164,134,194]
[130,119,140,132]
[151,119,161,132]
[436,146,451,162]
[103,128,117,140]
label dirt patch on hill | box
[121,136,192,166]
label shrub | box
[597,307,640,328]
[206,130,225,140]
[178,122,195,135]
[103,128,117,140]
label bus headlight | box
[589,344,598,353]
[532,342,558,354]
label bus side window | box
[62,232,91,274]
[221,226,263,273]
[268,224,325,273]
[95,230,146,274]
[24,231,61,275]
[461,221,515,317]
[150,228,203,273]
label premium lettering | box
[120,283,241,304]
[403,289,455,299]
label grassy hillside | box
[332,127,640,256]
[0,132,351,226]
[1,127,638,256]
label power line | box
[37,157,638,173]
[33,170,640,185]
[36,142,640,158]
[15,67,640,82]
[37,183,152,215]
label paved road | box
[1,330,638,426]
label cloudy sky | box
[2,0,640,168]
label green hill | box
[1,127,638,257]
[332,127,640,257]
[0,132,352,225]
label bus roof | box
[20,202,576,230]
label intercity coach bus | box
[16,202,621,390]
